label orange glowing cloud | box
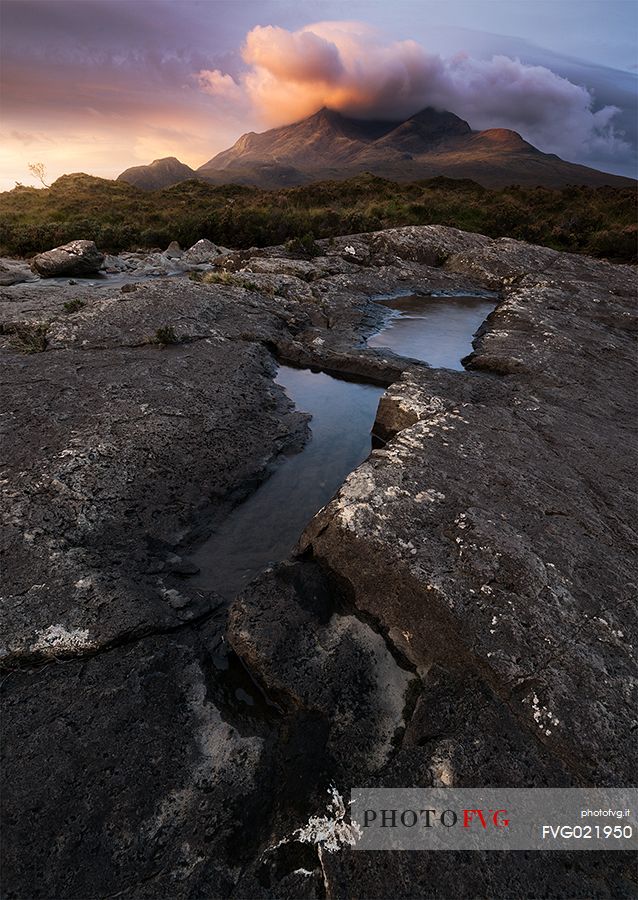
[241,21,439,124]
[196,20,628,163]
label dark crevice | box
[200,637,286,732]
[297,547,419,678]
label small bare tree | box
[28,162,49,187]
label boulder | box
[164,240,183,259]
[0,262,38,286]
[101,253,131,273]
[182,238,225,265]
[32,240,105,278]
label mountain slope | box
[117,157,198,190]
[200,108,402,172]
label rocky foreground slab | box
[1,226,636,898]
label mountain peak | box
[308,106,337,120]
[404,106,472,136]
[150,157,184,166]
[409,106,468,123]
[472,128,533,151]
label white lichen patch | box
[384,388,450,427]
[74,576,93,590]
[383,485,409,500]
[524,691,560,735]
[31,624,94,655]
[293,788,362,853]
[415,489,445,503]
[334,469,377,531]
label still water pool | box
[367,293,496,369]
[190,293,496,598]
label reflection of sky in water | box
[368,295,496,370]
[190,367,383,599]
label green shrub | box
[285,232,321,257]
[63,298,86,313]
[151,325,179,346]
[587,225,637,262]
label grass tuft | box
[151,325,179,347]
[10,322,49,353]
[63,298,86,313]
[285,232,321,258]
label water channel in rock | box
[190,293,497,598]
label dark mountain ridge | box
[116,106,634,190]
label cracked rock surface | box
[1,226,636,898]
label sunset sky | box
[1,0,636,190]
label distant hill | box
[117,157,199,190]
[116,109,634,191]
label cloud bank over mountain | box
[198,21,630,164]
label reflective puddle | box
[367,292,497,369]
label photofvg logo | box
[362,806,509,830]
[350,788,638,851]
